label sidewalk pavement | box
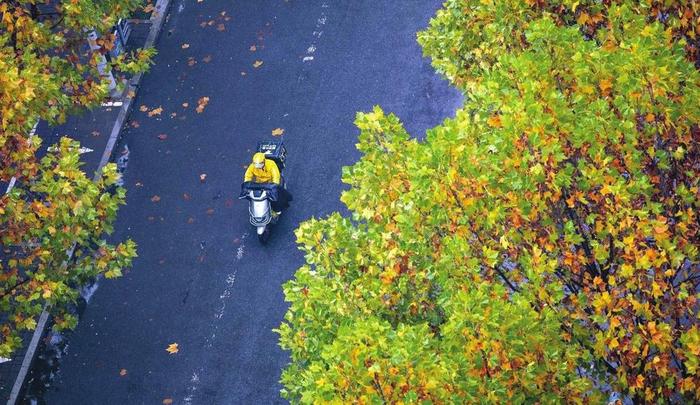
[0,2,169,403]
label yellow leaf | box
[253,60,263,68]
[577,12,590,25]
[139,105,148,112]
[499,235,509,249]
[166,343,179,354]
[609,337,619,350]
[271,128,284,136]
[163,399,173,405]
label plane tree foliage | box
[0,1,149,356]
[279,0,700,403]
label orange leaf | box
[271,128,284,136]
[166,343,179,354]
[486,115,502,128]
[148,107,163,117]
[196,97,210,113]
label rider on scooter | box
[244,152,280,185]
[243,152,289,214]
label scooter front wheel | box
[258,226,271,244]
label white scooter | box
[239,141,287,244]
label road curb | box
[6,1,171,403]
[95,0,172,181]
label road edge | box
[6,1,171,403]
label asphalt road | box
[42,0,461,403]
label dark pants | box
[271,187,292,212]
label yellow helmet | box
[252,152,266,168]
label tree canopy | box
[279,0,699,403]
[0,1,148,356]
[0,0,152,180]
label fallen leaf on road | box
[170,112,177,118]
[143,4,155,13]
[187,57,197,66]
[217,23,226,31]
[207,20,215,26]
[200,173,207,182]
[127,90,136,99]
[224,16,231,21]
[240,71,247,76]
[181,43,190,49]
[163,399,173,405]
[183,193,191,200]
[202,55,212,63]
[187,217,195,224]
[91,130,101,137]
[253,60,263,68]
[206,208,215,215]
[249,45,257,52]
[151,195,161,203]
[148,216,156,222]
[130,120,140,128]
[159,258,166,264]
[220,11,226,16]
[182,102,189,108]
[148,107,163,117]
[135,181,143,187]
[157,134,168,140]
[199,21,207,28]
[166,343,179,354]
[196,97,210,113]
[119,369,127,376]
[272,128,284,136]
[139,105,148,112]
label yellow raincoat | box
[244,153,280,184]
